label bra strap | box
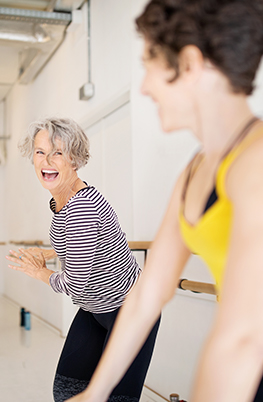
[221,116,259,160]
[181,152,203,203]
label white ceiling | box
[0,0,84,102]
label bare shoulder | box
[226,127,263,208]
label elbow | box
[210,322,263,366]
[246,329,263,364]
[59,272,86,297]
[236,332,263,362]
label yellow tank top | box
[179,124,263,296]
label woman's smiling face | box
[140,41,199,134]
[33,129,76,194]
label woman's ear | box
[71,160,77,170]
[179,45,204,83]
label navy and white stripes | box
[49,185,141,313]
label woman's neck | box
[194,93,254,160]
[52,175,80,212]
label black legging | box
[53,307,161,402]
[253,375,263,401]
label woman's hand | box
[6,248,53,285]
[24,247,57,261]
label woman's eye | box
[36,150,44,155]
[54,151,62,156]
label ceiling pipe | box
[0,99,9,165]
[46,0,57,12]
[79,0,94,100]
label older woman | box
[64,0,263,401]
[6,117,160,402]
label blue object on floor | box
[24,311,31,330]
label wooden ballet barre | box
[129,242,217,296]
[128,241,152,250]
[178,278,217,296]
[10,240,43,246]
[128,241,152,260]
[0,242,6,245]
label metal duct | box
[0,6,71,86]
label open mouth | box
[41,169,59,181]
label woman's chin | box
[161,120,177,133]
[39,177,58,190]
[159,112,178,133]
[161,117,189,134]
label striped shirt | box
[49,185,141,313]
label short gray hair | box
[19,117,90,170]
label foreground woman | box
[65,0,263,401]
[6,117,160,402]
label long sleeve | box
[49,197,100,297]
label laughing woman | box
[6,117,160,402]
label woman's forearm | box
[81,277,162,401]
[81,207,190,400]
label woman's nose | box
[46,153,52,165]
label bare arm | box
[191,139,263,401]
[67,173,191,402]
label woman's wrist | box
[38,267,54,285]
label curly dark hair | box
[136,0,263,95]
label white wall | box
[1,0,263,400]
[0,100,6,295]
[81,103,134,238]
